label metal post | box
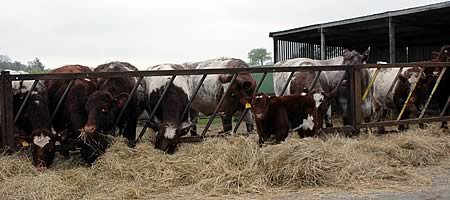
[397,67,425,121]
[14,80,39,124]
[389,17,396,64]
[179,74,207,122]
[1,71,15,151]
[137,75,176,141]
[233,72,268,133]
[113,76,144,129]
[50,79,75,121]
[201,74,238,137]
[419,67,447,118]
[320,27,326,60]
[280,71,295,96]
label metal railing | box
[1,62,449,151]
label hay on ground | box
[0,126,449,199]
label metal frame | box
[2,62,450,151]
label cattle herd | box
[5,45,450,169]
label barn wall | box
[276,40,344,63]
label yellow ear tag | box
[245,102,252,109]
[20,141,30,147]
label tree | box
[28,57,45,71]
[248,48,272,66]
[0,55,12,63]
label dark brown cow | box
[44,65,102,163]
[84,62,146,147]
[9,70,54,168]
[240,92,319,146]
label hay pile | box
[1,127,450,199]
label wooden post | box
[350,66,362,134]
[320,27,326,60]
[389,17,396,63]
[0,71,5,149]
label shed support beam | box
[320,27,326,60]
[389,17,396,63]
[273,39,279,64]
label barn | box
[269,1,450,63]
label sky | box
[0,0,447,69]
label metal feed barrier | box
[1,63,450,151]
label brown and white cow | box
[183,58,256,134]
[145,64,195,153]
[44,65,103,163]
[84,62,146,147]
[273,48,371,127]
[8,70,55,168]
[240,92,319,146]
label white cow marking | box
[34,100,40,105]
[255,95,263,99]
[33,135,51,148]
[300,92,307,96]
[164,126,177,139]
[313,93,324,108]
[293,114,315,131]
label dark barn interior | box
[269,1,450,63]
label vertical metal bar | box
[362,67,380,101]
[233,72,268,133]
[320,27,326,60]
[280,71,295,96]
[397,67,425,121]
[389,17,396,64]
[179,74,207,122]
[419,67,447,118]
[14,80,39,124]
[2,71,15,151]
[137,75,176,140]
[273,39,279,64]
[308,71,322,91]
[51,79,75,121]
[113,76,144,129]
[201,74,238,137]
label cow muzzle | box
[83,124,96,134]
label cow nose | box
[255,114,263,119]
[84,124,96,134]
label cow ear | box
[240,97,251,105]
[398,74,407,82]
[113,92,130,108]
[219,74,232,83]
[268,95,278,104]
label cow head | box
[343,47,370,65]
[84,91,129,135]
[437,45,450,62]
[218,72,256,115]
[240,93,274,120]
[16,129,58,169]
[395,69,428,109]
[154,122,191,154]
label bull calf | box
[241,92,319,146]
